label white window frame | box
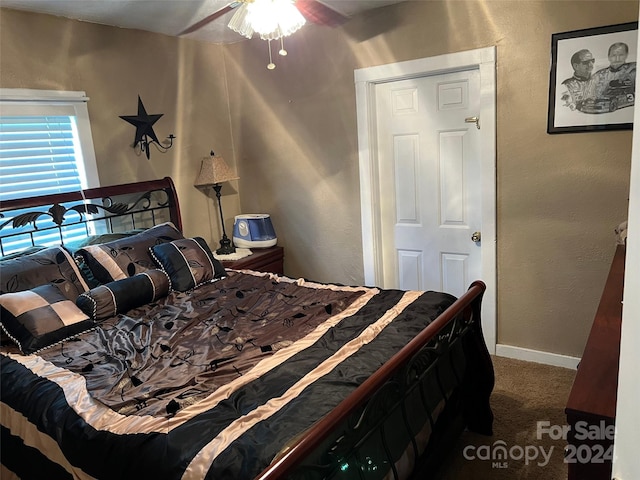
[0,88,100,189]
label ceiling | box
[1,0,404,44]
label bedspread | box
[1,271,457,480]
[36,271,367,417]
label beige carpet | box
[435,355,577,480]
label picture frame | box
[547,22,638,134]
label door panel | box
[398,250,423,289]
[376,69,481,297]
[441,252,468,297]
[440,131,465,225]
[394,135,420,223]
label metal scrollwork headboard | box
[0,177,182,256]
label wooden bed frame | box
[0,177,494,480]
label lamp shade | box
[194,155,239,186]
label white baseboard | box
[495,344,580,370]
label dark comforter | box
[1,270,457,480]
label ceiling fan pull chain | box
[267,39,276,70]
[279,37,288,56]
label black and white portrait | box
[548,22,637,133]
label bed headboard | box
[0,177,182,256]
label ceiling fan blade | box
[179,3,239,35]
[295,0,349,27]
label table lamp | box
[194,152,239,255]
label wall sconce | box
[194,151,239,255]
[120,96,175,160]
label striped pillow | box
[76,269,170,322]
[76,222,183,284]
[0,284,94,354]
[150,237,226,292]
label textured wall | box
[1,2,636,358]
[223,1,637,357]
[0,8,241,249]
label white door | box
[374,70,481,297]
[355,47,496,352]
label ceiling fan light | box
[274,0,306,37]
[247,0,305,39]
[228,0,305,70]
[248,0,278,36]
[273,0,306,36]
[228,2,255,39]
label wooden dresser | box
[220,246,284,275]
[565,245,625,480]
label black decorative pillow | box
[76,269,170,321]
[0,284,94,354]
[76,222,183,284]
[150,237,226,292]
[0,246,89,301]
[67,230,148,289]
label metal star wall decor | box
[120,96,175,160]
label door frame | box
[354,46,497,353]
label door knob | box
[471,231,481,243]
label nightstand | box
[220,246,284,275]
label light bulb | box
[248,0,278,35]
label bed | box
[0,177,494,480]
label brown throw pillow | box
[0,246,89,300]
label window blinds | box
[0,91,98,255]
[0,115,83,201]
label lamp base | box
[216,235,236,255]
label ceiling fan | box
[179,0,349,69]
[179,0,349,37]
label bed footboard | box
[257,281,494,480]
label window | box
[0,89,100,254]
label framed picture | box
[548,22,638,134]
